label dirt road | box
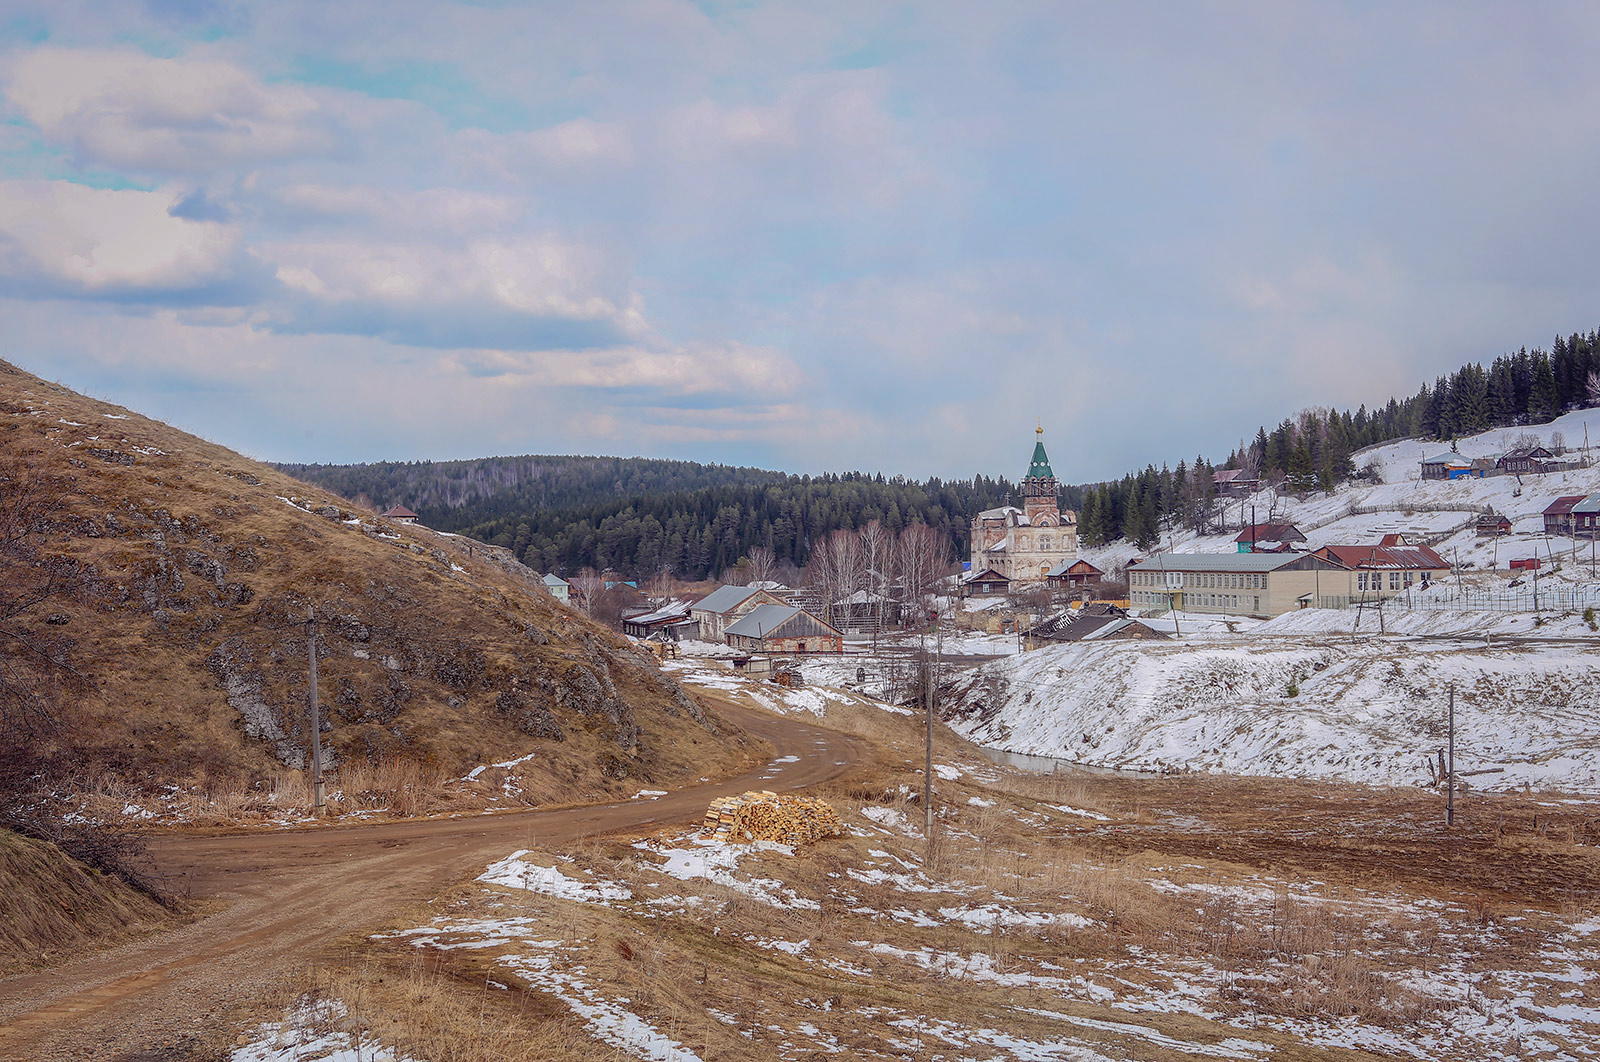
[0,703,871,1062]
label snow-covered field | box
[366,808,1600,1062]
[949,629,1600,792]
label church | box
[969,428,1078,584]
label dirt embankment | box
[1,358,747,820]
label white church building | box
[969,428,1078,584]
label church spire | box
[1027,424,1054,480]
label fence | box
[1372,586,1600,614]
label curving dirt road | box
[0,702,872,1062]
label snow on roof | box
[1421,453,1472,466]
[692,584,763,614]
[628,601,693,625]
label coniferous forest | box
[283,328,1600,575]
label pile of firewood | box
[702,790,842,845]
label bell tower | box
[1022,424,1060,526]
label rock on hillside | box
[0,361,746,808]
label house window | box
[1358,573,1368,592]
[1389,571,1401,590]
[1404,572,1414,588]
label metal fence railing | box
[1371,587,1600,614]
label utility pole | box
[924,623,935,840]
[306,605,326,817]
[1446,685,1456,827]
[927,613,942,840]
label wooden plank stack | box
[702,790,842,845]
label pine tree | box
[1530,354,1562,421]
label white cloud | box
[270,183,523,231]
[520,118,634,165]
[267,234,637,326]
[450,340,799,396]
[0,180,240,294]
[4,47,336,173]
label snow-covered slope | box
[1081,409,1600,581]
[948,632,1600,793]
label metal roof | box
[542,574,569,588]
[1544,495,1589,516]
[1571,495,1600,515]
[724,603,841,640]
[1421,453,1471,466]
[1026,432,1054,479]
[1317,545,1448,570]
[1130,552,1322,573]
[691,584,763,614]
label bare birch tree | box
[896,523,950,625]
[570,567,606,615]
[858,521,889,631]
[746,546,777,586]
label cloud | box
[519,118,633,165]
[268,183,523,231]
[0,180,244,296]
[447,340,800,396]
[262,233,646,348]
[4,47,338,173]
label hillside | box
[0,361,753,821]
[1080,408,1600,577]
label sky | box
[3,2,1600,483]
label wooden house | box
[1475,512,1511,537]
[622,601,696,640]
[1046,559,1103,588]
[1543,496,1589,535]
[1497,446,1555,475]
[1234,523,1307,553]
[724,604,844,654]
[1573,495,1600,538]
[1212,468,1259,497]
[963,568,1011,596]
[690,584,788,642]
[541,573,571,603]
[1420,453,1477,480]
[1023,604,1165,650]
[381,505,419,524]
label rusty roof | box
[1543,495,1589,517]
[1317,544,1448,571]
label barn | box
[724,604,845,654]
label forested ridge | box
[277,455,1074,579]
[283,327,1600,573]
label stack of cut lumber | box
[702,790,842,845]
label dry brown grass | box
[1,360,767,826]
[0,827,177,974]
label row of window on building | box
[1131,590,1262,610]
[1358,571,1415,592]
[1130,571,1268,590]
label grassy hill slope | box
[1,361,753,821]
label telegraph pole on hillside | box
[307,605,326,816]
[1446,685,1456,827]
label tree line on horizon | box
[281,327,1600,573]
[1078,328,1600,551]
